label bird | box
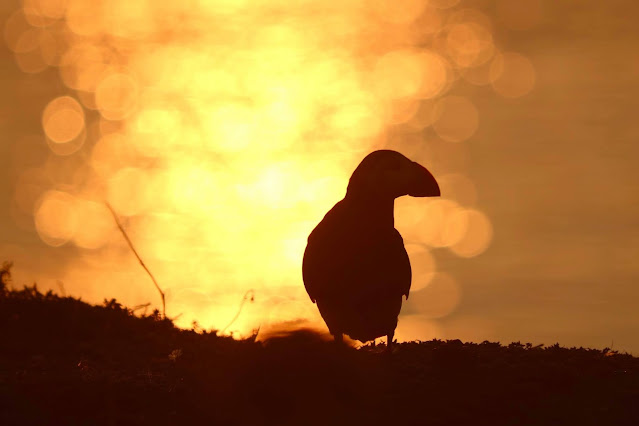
[302,150,440,351]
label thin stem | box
[221,289,255,334]
[105,202,166,319]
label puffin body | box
[302,150,440,348]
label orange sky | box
[1,0,638,352]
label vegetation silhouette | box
[303,150,440,350]
[1,262,639,425]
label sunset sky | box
[1,0,638,352]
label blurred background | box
[1,0,638,351]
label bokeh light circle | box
[107,167,150,216]
[417,51,450,99]
[95,72,138,120]
[437,173,478,206]
[66,0,105,36]
[449,209,493,258]
[446,22,494,68]
[490,52,536,98]
[432,96,479,142]
[72,201,116,249]
[42,96,85,144]
[409,272,462,319]
[412,199,462,248]
[372,0,427,24]
[59,43,109,92]
[4,10,31,52]
[373,49,427,100]
[405,244,436,291]
[34,190,78,247]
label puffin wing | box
[302,202,412,303]
[302,202,350,304]
[386,229,411,300]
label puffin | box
[302,150,440,351]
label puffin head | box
[346,150,440,200]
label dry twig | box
[221,289,255,334]
[105,202,166,318]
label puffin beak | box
[407,162,440,197]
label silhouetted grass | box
[1,264,638,425]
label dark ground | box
[1,267,638,426]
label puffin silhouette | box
[303,150,440,351]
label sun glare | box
[4,0,533,338]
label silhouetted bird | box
[303,150,440,350]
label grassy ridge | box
[1,268,639,425]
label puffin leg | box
[386,331,394,353]
[334,332,343,346]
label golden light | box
[133,108,182,154]
[72,200,116,249]
[21,0,57,28]
[167,167,220,213]
[34,190,78,247]
[206,104,256,153]
[398,198,463,248]
[95,72,139,121]
[417,51,450,99]
[385,98,421,126]
[3,0,508,339]
[42,96,86,156]
[395,272,461,341]
[406,100,438,130]
[65,0,104,36]
[4,10,29,52]
[42,96,85,143]
[460,58,494,86]
[11,26,48,73]
[445,22,494,68]
[373,49,428,100]
[395,196,428,239]
[372,0,428,24]
[496,0,543,31]
[490,52,537,98]
[38,29,60,66]
[449,209,493,258]
[107,167,151,216]
[437,173,478,206]
[59,43,110,92]
[91,133,137,178]
[101,0,154,39]
[432,96,479,142]
[405,244,436,291]
[395,316,441,342]
[266,298,318,329]
[441,207,470,248]
[427,199,464,247]
[409,272,461,319]
[13,168,50,216]
[12,27,40,54]
[30,0,68,20]
[430,0,461,9]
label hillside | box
[1,270,638,425]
